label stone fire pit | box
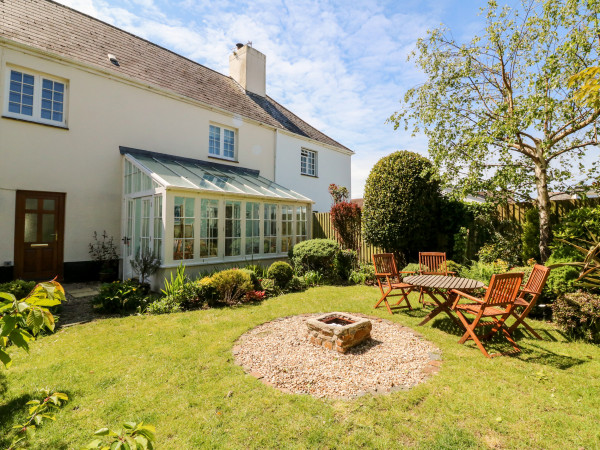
[306,312,372,353]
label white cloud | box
[56,0,447,198]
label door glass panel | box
[25,198,37,210]
[25,213,38,242]
[42,214,55,242]
[43,199,55,211]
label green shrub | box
[349,262,376,285]
[267,261,294,288]
[197,276,218,306]
[146,296,181,314]
[260,278,281,297]
[292,239,340,276]
[302,271,323,287]
[362,150,441,261]
[402,263,421,274]
[446,260,463,275]
[244,264,268,278]
[286,276,306,292]
[211,269,253,305]
[521,207,541,262]
[0,279,36,299]
[542,254,580,301]
[459,261,508,284]
[93,280,148,314]
[170,281,203,310]
[552,291,600,342]
[239,268,261,290]
[552,205,600,259]
[335,249,358,281]
[477,231,522,267]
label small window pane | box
[43,79,53,89]
[10,81,21,92]
[42,214,55,242]
[9,92,21,103]
[53,92,63,102]
[23,84,34,96]
[22,105,33,116]
[43,199,55,210]
[22,95,33,106]
[42,89,52,99]
[52,112,63,122]
[11,71,22,82]
[25,213,38,242]
[8,103,20,114]
[55,83,65,93]
[42,99,52,109]
[209,125,221,155]
[41,110,52,120]
[23,74,34,85]
[25,198,37,209]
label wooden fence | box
[497,197,600,224]
[312,212,384,264]
[312,197,600,264]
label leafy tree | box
[390,0,600,262]
[363,150,441,262]
[521,207,541,262]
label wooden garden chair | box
[418,252,456,304]
[450,272,524,358]
[372,253,414,314]
[505,264,551,340]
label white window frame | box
[4,66,68,127]
[301,148,317,177]
[208,123,237,161]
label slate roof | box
[0,0,351,153]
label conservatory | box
[120,147,312,281]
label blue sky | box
[56,0,522,198]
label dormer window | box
[4,67,67,127]
[209,124,236,160]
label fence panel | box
[312,212,384,264]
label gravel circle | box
[234,313,441,399]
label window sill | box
[301,173,318,178]
[208,155,238,163]
[160,253,287,268]
[2,115,68,130]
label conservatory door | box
[123,197,152,280]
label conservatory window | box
[245,202,260,255]
[296,206,307,243]
[281,205,294,253]
[174,197,195,260]
[200,199,219,257]
[140,198,151,256]
[153,195,163,259]
[225,200,241,256]
[264,203,278,254]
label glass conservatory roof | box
[120,147,312,202]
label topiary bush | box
[211,269,253,305]
[362,151,441,261]
[552,291,600,342]
[267,261,294,288]
[292,239,340,277]
[196,276,218,306]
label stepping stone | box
[68,288,98,298]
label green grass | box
[2,285,600,449]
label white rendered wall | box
[274,131,352,212]
[0,45,277,264]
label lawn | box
[1,285,599,449]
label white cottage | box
[0,0,353,284]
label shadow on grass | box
[515,343,588,370]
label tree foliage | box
[362,150,441,261]
[390,0,600,262]
[0,280,65,368]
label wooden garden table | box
[403,275,485,326]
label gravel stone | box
[234,313,441,399]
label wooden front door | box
[14,190,65,281]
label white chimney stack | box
[229,43,266,97]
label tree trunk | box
[534,160,552,263]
